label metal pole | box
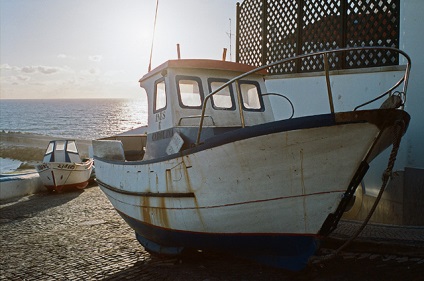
[324,53,335,114]
[235,80,246,128]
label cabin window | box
[45,142,54,155]
[66,141,78,153]
[208,78,235,110]
[154,79,167,112]
[176,76,203,109]
[56,140,66,151]
[239,81,264,111]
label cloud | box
[17,75,31,82]
[19,65,61,74]
[57,54,76,60]
[89,55,103,62]
[37,65,60,74]
[1,64,59,74]
[0,64,19,71]
[21,66,37,73]
[80,67,100,76]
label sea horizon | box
[0,98,148,140]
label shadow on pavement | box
[101,248,424,281]
[101,251,316,281]
[0,189,83,223]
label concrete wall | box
[400,0,424,170]
[343,167,424,226]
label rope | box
[148,0,159,72]
[311,119,406,263]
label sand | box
[0,131,92,168]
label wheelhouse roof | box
[139,59,268,83]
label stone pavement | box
[1,185,423,280]
[331,219,424,253]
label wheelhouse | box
[139,59,275,160]
[42,140,82,163]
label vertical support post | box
[177,44,181,59]
[235,2,241,63]
[296,0,304,73]
[324,53,335,114]
[234,80,246,128]
[222,48,227,61]
[261,0,268,66]
[340,0,347,69]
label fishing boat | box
[36,140,94,192]
[92,47,411,271]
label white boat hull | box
[36,160,93,192]
[93,109,410,270]
[97,122,377,232]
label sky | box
[0,0,239,99]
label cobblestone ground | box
[1,186,423,281]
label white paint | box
[94,122,380,234]
[166,132,184,155]
[36,161,93,188]
[0,172,44,200]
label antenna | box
[226,18,234,61]
[148,0,160,72]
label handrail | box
[195,47,412,145]
[178,115,215,126]
[262,93,295,119]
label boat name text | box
[152,128,174,141]
[37,164,49,170]
[58,164,76,169]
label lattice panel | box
[265,1,298,74]
[236,0,264,67]
[300,0,342,72]
[236,0,399,74]
[345,0,399,68]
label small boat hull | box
[36,160,93,192]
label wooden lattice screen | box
[235,0,400,74]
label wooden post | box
[222,48,227,61]
[177,44,181,59]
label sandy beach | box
[0,131,92,170]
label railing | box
[196,47,411,145]
[178,115,215,126]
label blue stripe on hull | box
[117,210,318,271]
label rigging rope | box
[311,119,406,264]
[148,0,159,72]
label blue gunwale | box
[94,113,338,165]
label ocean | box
[0,99,148,173]
[0,98,148,140]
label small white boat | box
[36,140,93,192]
[92,47,411,270]
[0,171,44,200]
